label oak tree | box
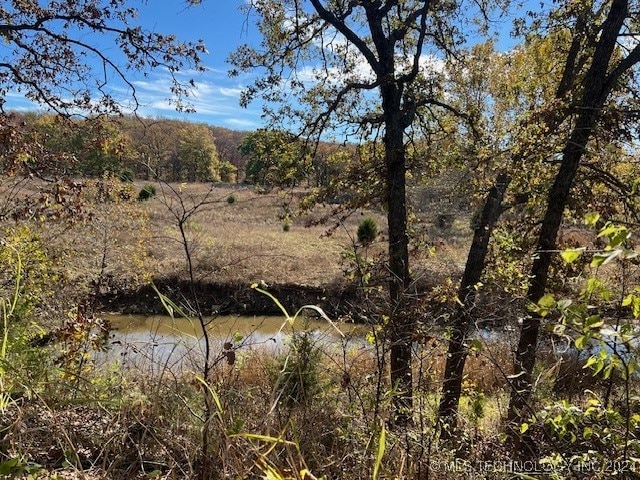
[437,34,581,435]
[438,7,640,436]
[177,123,221,182]
[239,129,310,187]
[229,0,488,423]
[506,0,640,453]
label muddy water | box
[104,313,362,369]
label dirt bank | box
[92,277,360,318]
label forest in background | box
[3,112,249,183]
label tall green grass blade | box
[252,284,344,338]
[194,375,223,417]
[230,432,296,446]
[1,301,8,363]
[0,247,21,412]
[152,283,198,340]
[297,305,344,337]
[251,284,291,319]
[372,424,386,480]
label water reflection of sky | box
[99,313,365,372]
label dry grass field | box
[142,182,472,286]
[2,177,473,311]
[144,183,374,286]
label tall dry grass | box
[1,324,526,479]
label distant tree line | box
[4,112,362,188]
[3,113,241,183]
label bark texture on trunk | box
[438,173,511,438]
[383,82,413,425]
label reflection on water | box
[103,313,362,370]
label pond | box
[103,313,364,371]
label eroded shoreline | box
[92,277,360,318]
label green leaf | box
[232,331,244,343]
[584,315,603,329]
[597,223,631,250]
[531,294,556,317]
[591,249,622,267]
[520,422,529,434]
[584,277,603,297]
[365,331,376,346]
[608,229,631,248]
[633,299,640,319]
[591,356,605,376]
[598,222,619,239]
[622,295,640,319]
[575,335,590,350]
[560,247,585,263]
[538,294,555,309]
[0,458,20,475]
[583,356,599,370]
[373,424,386,480]
[584,212,600,227]
[556,299,572,309]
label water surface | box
[105,313,359,369]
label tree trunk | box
[438,173,511,438]
[507,0,631,453]
[382,82,413,425]
[507,113,597,447]
[385,117,413,425]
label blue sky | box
[119,1,264,130]
[5,1,266,130]
[130,1,264,130]
[5,1,523,131]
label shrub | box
[227,194,236,204]
[282,215,292,231]
[138,184,156,201]
[269,331,322,407]
[219,161,238,183]
[86,175,136,203]
[357,217,378,245]
[119,168,135,183]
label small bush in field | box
[357,217,378,245]
[227,194,236,204]
[119,168,135,183]
[435,212,455,230]
[269,331,321,407]
[138,184,156,201]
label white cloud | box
[218,87,243,97]
[132,79,174,95]
[4,67,263,130]
[226,117,259,128]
